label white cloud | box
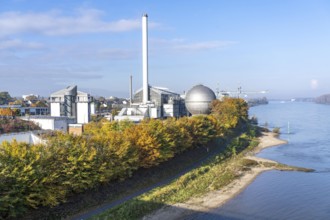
[150,38,237,53]
[0,38,44,50]
[173,40,237,51]
[0,64,103,80]
[0,8,142,36]
[150,38,186,45]
[39,45,137,62]
[97,48,137,60]
[311,79,318,90]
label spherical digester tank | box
[185,84,216,115]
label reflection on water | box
[188,102,330,220]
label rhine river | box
[188,101,330,220]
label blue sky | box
[1,0,330,99]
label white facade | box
[50,103,61,117]
[77,102,90,124]
[114,105,161,122]
[150,107,160,118]
[163,104,180,117]
[90,102,95,115]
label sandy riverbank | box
[143,132,289,220]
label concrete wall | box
[0,131,45,145]
[27,117,76,132]
[30,118,55,130]
[54,119,69,132]
[31,133,46,145]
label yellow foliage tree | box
[211,98,248,129]
[0,108,14,116]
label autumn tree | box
[124,119,171,168]
[211,98,248,129]
[34,101,48,107]
[0,117,40,134]
[0,140,65,218]
[189,115,218,147]
[0,108,14,116]
[0,92,12,105]
[10,99,26,107]
[25,95,38,101]
[163,117,193,154]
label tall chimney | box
[130,75,133,106]
[142,14,149,103]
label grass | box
[274,163,314,172]
[91,133,259,220]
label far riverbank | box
[143,132,312,220]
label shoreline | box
[143,132,291,220]
[252,132,288,154]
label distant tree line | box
[314,94,330,104]
[0,91,48,108]
[247,97,268,107]
[0,118,40,134]
[0,92,13,105]
[0,97,251,218]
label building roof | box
[77,91,89,96]
[135,86,181,96]
[0,105,22,108]
[51,85,77,97]
[50,85,90,97]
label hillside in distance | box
[314,94,330,104]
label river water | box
[187,101,330,220]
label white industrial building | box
[49,85,94,124]
[22,86,95,132]
[132,86,185,117]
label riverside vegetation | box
[0,98,250,219]
[95,132,259,220]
